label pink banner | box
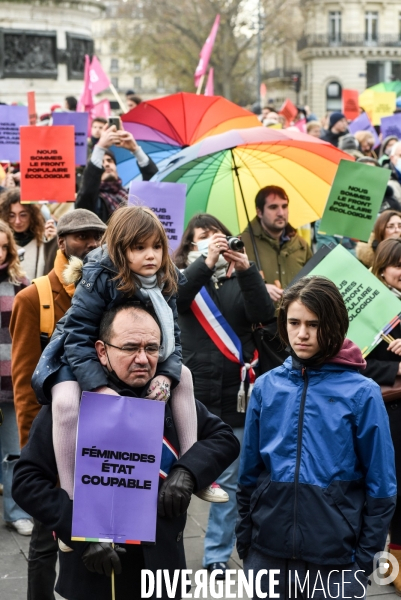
[90,56,111,96]
[93,99,111,119]
[194,15,220,87]
[77,55,94,113]
[204,68,214,97]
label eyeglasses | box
[103,341,160,356]
[386,224,401,231]
[9,212,29,221]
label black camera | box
[226,236,244,252]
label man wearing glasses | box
[12,304,239,600]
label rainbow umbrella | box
[367,81,401,96]
[154,127,353,236]
[115,93,261,184]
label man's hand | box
[117,130,139,153]
[158,467,195,518]
[146,375,171,402]
[222,247,250,272]
[388,339,401,356]
[97,125,121,150]
[93,386,120,396]
[44,219,57,241]
[82,542,126,576]
[265,283,283,302]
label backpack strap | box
[32,276,55,350]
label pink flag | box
[93,99,111,119]
[194,15,220,87]
[77,55,94,113]
[294,118,306,133]
[90,56,111,96]
[204,68,214,96]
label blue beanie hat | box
[329,112,346,129]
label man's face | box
[257,193,289,235]
[126,99,138,111]
[96,311,161,388]
[58,230,103,260]
[390,144,401,167]
[101,155,118,181]
[332,118,348,134]
[91,120,106,139]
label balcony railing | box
[264,68,297,79]
[297,33,401,51]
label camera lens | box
[227,236,245,252]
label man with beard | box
[241,186,312,302]
[76,125,157,223]
[9,209,106,600]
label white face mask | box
[396,158,401,173]
[194,237,211,256]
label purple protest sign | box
[348,112,380,147]
[381,114,401,141]
[129,181,187,253]
[72,392,165,544]
[0,105,29,162]
[52,112,88,165]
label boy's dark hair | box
[65,96,77,111]
[99,303,159,343]
[92,117,108,126]
[127,94,142,106]
[255,186,289,213]
[277,276,349,363]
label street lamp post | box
[256,0,261,105]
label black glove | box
[158,467,195,518]
[82,542,126,576]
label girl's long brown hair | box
[104,206,178,296]
[0,220,25,284]
[0,188,45,244]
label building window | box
[329,12,341,43]
[365,12,378,43]
[133,61,141,72]
[111,77,119,89]
[326,81,342,111]
[110,41,118,53]
[134,76,142,90]
[110,58,119,72]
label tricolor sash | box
[191,286,258,412]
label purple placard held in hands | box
[72,392,165,544]
[129,180,187,253]
[0,105,29,162]
[348,112,380,147]
[52,112,89,166]
[381,114,401,141]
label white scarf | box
[187,251,229,282]
[136,273,175,362]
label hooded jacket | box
[236,339,396,575]
[320,128,347,147]
[32,246,184,404]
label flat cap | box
[57,209,107,237]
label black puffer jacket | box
[32,246,184,404]
[363,322,401,386]
[176,257,275,428]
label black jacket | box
[363,323,401,386]
[76,157,158,223]
[320,128,347,147]
[176,257,275,428]
[12,389,240,600]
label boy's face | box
[286,300,320,360]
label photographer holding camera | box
[174,214,274,578]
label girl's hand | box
[388,339,401,356]
[146,376,172,402]
[222,247,250,272]
[204,233,229,270]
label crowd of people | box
[0,92,400,600]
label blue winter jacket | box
[236,344,397,575]
[32,246,184,404]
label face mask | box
[195,238,211,256]
[396,158,401,174]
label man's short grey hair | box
[99,303,159,343]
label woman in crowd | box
[0,220,32,535]
[356,210,401,268]
[379,135,399,166]
[174,213,274,578]
[364,238,401,592]
[237,276,396,599]
[0,189,56,281]
[354,131,377,158]
[306,120,322,138]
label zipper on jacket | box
[292,367,309,558]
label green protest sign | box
[309,245,401,356]
[318,159,390,242]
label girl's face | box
[0,232,9,266]
[286,300,320,360]
[126,233,163,276]
[9,202,31,234]
[382,262,401,291]
[384,215,401,240]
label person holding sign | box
[363,239,401,593]
[237,276,396,597]
[32,206,227,504]
[13,304,240,600]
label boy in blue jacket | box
[237,276,396,599]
